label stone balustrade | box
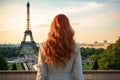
[0,70,120,80]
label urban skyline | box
[0,0,120,44]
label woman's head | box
[49,14,73,38]
[42,14,75,68]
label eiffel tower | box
[19,1,39,52]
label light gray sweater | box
[36,44,84,80]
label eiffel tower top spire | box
[26,0,30,30]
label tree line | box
[0,47,19,58]
[81,37,120,70]
[80,47,104,60]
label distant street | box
[18,47,38,70]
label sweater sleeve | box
[72,45,84,80]
[36,45,47,80]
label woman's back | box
[36,44,84,80]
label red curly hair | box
[42,14,75,68]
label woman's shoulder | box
[74,43,80,56]
[75,43,80,50]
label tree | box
[90,54,98,61]
[92,59,99,70]
[95,48,104,55]
[12,63,17,70]
[0,55,8,70]
[90,54,100,70]
[98,37,120,70]
[0,47,19,58]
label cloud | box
[106,0,120,2]
[31,1,105,27]
[98,13,120,22]
[33,1,105,14]
[65,1,105,13]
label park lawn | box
[16,63,24,70]
[8,63,13,70]
[8,63,24,70]
[8,63,92,70]
[82,64,93,70]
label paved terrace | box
[0,70,120,80]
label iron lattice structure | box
[19,1,39,52]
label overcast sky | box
[0,0,120,44]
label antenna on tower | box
[26,0,30,30]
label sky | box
[0,0,120,44]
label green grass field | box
[16,63,24,70]
[8,63,13,70]
[8,63,24,70]
[82,63,93,70]
[8,63,92,70]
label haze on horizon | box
[0,0,120,44]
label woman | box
[36,14,84,80]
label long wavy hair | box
[42,14,75,68]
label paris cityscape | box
[0,0,120,80]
